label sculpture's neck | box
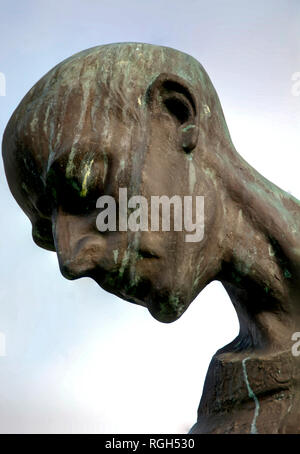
[215,146,300,351]
[192,145,300,433]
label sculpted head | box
[2,43,235,322]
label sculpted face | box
[2,43,232,322]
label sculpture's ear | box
[146,73,199,152]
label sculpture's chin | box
[145,292,189,324]
[89,268,151,309]
[62,255,188,323]
[147,306,181,323]
[89,268,185,323]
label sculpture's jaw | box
[87,258,190,323]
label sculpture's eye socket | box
[45,162,102,215]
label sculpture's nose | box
[52,208,103,280]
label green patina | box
[159,293,185,318]
[182,124,196,133]
[188,158,196,194]
[66,146,77,179]
[119,249,130,278]
[113,249,119,264]
[231,270,242,284]
[268,245,275,257]
[70,180,80,193]
[51,186,57,201]
[193,262,202,290]
[80,157,94,197]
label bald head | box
[2,42,233,322]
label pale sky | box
[0,0,299,433]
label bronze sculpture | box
[2,43,300,433]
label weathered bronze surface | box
[2,43,300,433]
